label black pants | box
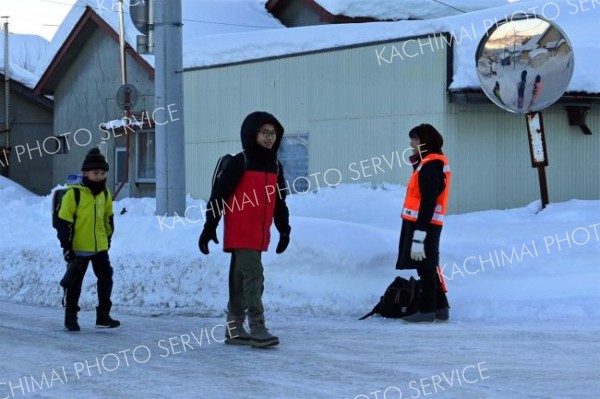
[417,268,449,313]
[65,251,113,313]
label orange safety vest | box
[401,153,451,226]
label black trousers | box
[65,251,113,313]
[417,268,449,313]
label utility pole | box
[1,17,10,177]
[154,0,186,216]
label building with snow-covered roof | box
[34,4,156,198]
[28,0,284,197]
[19,0,600,213]
[0,32,54,194]
[184,0,600,213]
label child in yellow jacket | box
[56,148,119,331]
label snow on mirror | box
[475,16,574,114]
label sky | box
[0,0,77,40]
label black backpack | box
[210,152,247,195]
[210,151,281,192]
[52,188,79,230]
[359,276,420,320]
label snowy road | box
[1,301,598,399]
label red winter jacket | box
[203,111,291,253]
[223,170,278,251]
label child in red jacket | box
[199,111,291,348]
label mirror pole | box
[537,164,550,209]
[525,112,550,209]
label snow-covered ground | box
[0,176,599,398]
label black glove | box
[275,233,290,254]
[63,249,76,263]
[199,226,219,255]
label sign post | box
[525,112,549,208]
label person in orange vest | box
[396,124,451,323]
[528,75,543,109]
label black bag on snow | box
[359,276,420,320]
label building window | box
[278,133,309,194]
[136,129,155,182]
[47,135,69,154]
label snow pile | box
[0,175,38,201]
[0,180,598,323]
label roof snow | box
[312,0,542,20]
[183,0,600,94]
[36,0,285,78]
[0,32,49,89]
[6,0,600,94]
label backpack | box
[359,276,420,320]
[210,151,281,194]
[52,188,80,230]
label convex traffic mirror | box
[475,15,574,113]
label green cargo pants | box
[227,249,264,317]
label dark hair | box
[408,124,444,154]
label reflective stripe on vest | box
[402,154,451,226]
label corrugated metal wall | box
[0,87,53,194]
[454,102,600,210]
[184,37,454,208]
[184,38,599,214]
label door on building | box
[115,147,128,195]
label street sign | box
[116,83,139,111]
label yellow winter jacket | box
[58,185,114,252]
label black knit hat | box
[81,148,109,171]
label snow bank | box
[0,182,598,324]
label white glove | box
[410,230,427,261]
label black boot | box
[65,310,80,331]
[96,307,120,328]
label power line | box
[181,17,278,30]
[431,0,466,14]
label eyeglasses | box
[258,130,277,138]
